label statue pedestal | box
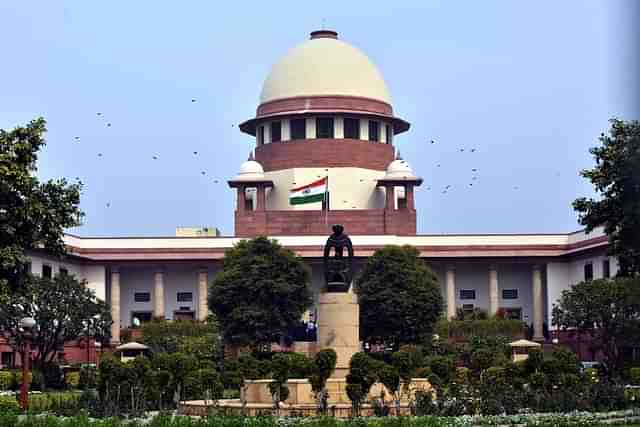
[317,292,359,378]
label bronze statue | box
[323,224,354,292]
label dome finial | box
[396,149,402,160]
[248,151,254,161]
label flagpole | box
[324,174,329,231]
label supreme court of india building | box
[1,30,616,364]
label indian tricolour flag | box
[289,177,328,205]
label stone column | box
[153,270,165,320]
[532,264,544,340]
[236,185,246,213]
[318,292,359,378]
[255,185,266,212]
[405,184,415,210]
[385,184,395,211]
[446,266,456,320]
[489,265,499,315]
[198,269,208,322]
[110,269,120,344]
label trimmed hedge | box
[0,412,640,427]
[434,318,525,339]
[0,371,12,391]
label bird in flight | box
[430,140,435,144]
[96,112,102,116]
[97,153,103,157]
[106,202,111,208]
[201,171,206,175]
[106,123,112,127]
[193,151,198,155]
[213,180,219,184]
[191,99,197,103]
[471,168,477,172]
[152,155,159,160]
[460,148,464,152]
[74,136,80,141]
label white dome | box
[260,34,391,105]
[236,159,265,180]
[385,159,416,179]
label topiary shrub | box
[411,389,438,415]
[630,367,640,385]
[0,396,20,415]
[470,348,493,373]
[0,371,12,391]
[65,371,80,389]
[429,356,455,383]
[79,366,97,389]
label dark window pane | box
[131,312,152,326]
[603,259,610,278]
[290,119,306,140]
[385,124,392,144]
[270,122,281,142]
[177,292,193,302]
[462,304,474,314]
[134,292,151,303]
[505,308,522,320]
[584,263,593,281]
[368,121,379,141]
[59,268,68,276]
[316,117,334,138]
[344,118,360,139]
[502,289,518,300]
[460,289,476,300]
[42,265,52,279]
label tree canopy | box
[208,236,312,348]
[552,276,640,373]
[0,273,112,367]
[0,117,83,293]
[573,118,640,276]
[355,245,443,345]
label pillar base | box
[317,292,359,378]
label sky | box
[0,1,638,237]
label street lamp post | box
[19,317,36,413]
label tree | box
[140,317,221,363]
[268,353,290,415]
[355,245,443,345]
[209,236,312,348]
[345,352,379,417]
[573,118,640,276]
[309,348,337,415]
[0,117,83,294]
[552,276,640,373]
[0,273,111,369]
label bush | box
[65,371,80,389]
[435,318,525,339]
[0,396,20,414]
[28,392,82,416]
[286,352,312,378]
[79,366,97,389]
[411,389,437,415]
[0,371,12,391]
[14,371,32,390]
[39,363,64,390]
[630,367,640,385]
[429,356,455,383]
[470,348,494,373]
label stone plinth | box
[317,292,359,378]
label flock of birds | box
[67,101,526,211]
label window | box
[42,264,52,279]
[290,119,306,140]
[316,117,334,138]
[257,125,265,145]
[131,311,152,326]
[1,352,13,368]
[504,308,522,320]
[177,292,193,302]
[134,292,151,303]
[603,259,610,278]
[385,124,392,144]
[59,268,68,276]
[462,304,475,315]
[343,118,360,139]
[270,121,281,142]
[459,289,476,300]
[502,289,518,300]
[584,263,594,281]
[368,121,380,141]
